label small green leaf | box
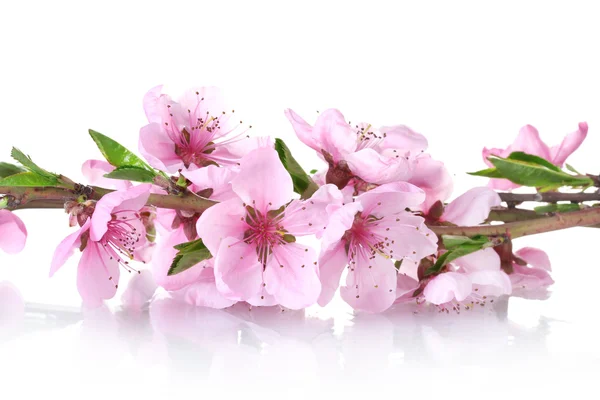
[104,166,157,183]
[10,148,58,180]
[274,138,319,199]
[489,156,592,188]
[565,163,582,175]
[310,169,318,174]
[467,167,504,178]
[89,129,156,173]
[0,172,59,187]
[534,203,582,214]
[168,238,212,276]
[0,162,25,179]
[506,151,562,172]
[442,234,490,249]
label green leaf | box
[89,129,157,173]
[488,156,592,189]
[104,166,157,183]
[534,203,582,214]
[467,167,504,178]
[0,162,25,179]
[565,163,582,175]
[506,151,562,172]
[274,138,319,199]
[309,169,318,174]
[0,172,59,187]
[426,235,497,276]
[168,238,212,276]
[10,148,58,180]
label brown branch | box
[499,192,600,204]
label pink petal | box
[468,270,512,297]
[172,267,237,309]
[121,271,158,312]
[345,148,411,184]
[512,124,552,160]
[358,182,426,216]
[515,247,552,271]
[279,184,343,237]
[284,108,321,152]
[182,165,237,202]
[340,252,397,313]
[320,202,363,251]
[265,243,321,309]
[155,207,177,233]
[152,228,207,291]
[423,272,472,305]
[453,248,501,272]
[209,136,274,164]
[395,273,420,303]
[0,210,27,255]
[379,125,429,155]
[371,213,438,261]
[142,85,166,124]
[510,263,554,295]
[550,122,588,167]
[408,154,453,212]
[50,220,91,277]
[138,122,181,173]
[231,146,293,213]
[196,198,246,255]
[81,159,132,191]
[90,184,151,242]
[317,241,348,307]
[442,187,501,226]
[77,242,120,307]
[313,109,357,161]
[177,87,227,123]
[213,237,264,302]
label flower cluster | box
[1,86,581,314]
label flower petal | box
[317,241,348,307]
[50,220,90,277]
[442,187,501,226]
[423,272,472,305]
[345,148,411,184]
[408,154,453,212]
[213,237,264,302]
[453,248,501,272]
[196,198,246,255]
[173,266,237,309]
[81,159,132,191]
[182,165,237,202]
[379,124,429,155]
[395,273,420,303]
[550,122,588,167]
[320,202,363,251]
[279,184,343,237]
[90,184,152,242]
[340,253,397,313]
[358,181,426,216]
[138,122,181,173]
[371,213,438,261]
[231,146,293,212]
[284,108,321,152]
[121,271,157,312]
[0,210,27,255]
[515,247,552,271]
[468,270,512,297]
[77,242,120,307]
[512,124,552,160]
[313,109,357,161]
[265,243,321,309]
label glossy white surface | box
[2,1,600,397]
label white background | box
[1,1,599,398]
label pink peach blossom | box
[317,182,438,313]
[196,146,343,309]
[483,122,588,190]
[0,210,27,254]
[50,184,151,307]
[285,108,427,187]
[407,154,454,213]
[139,85,255,173]
[510,247,554,299]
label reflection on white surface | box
[1,273,599,398]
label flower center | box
[100,210,144,273]
[242,206,292,264]
[344,213,393,262]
